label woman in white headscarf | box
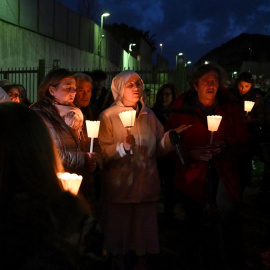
[98,70,190,269]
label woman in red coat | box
[165,63,251,269]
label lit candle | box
[207,115,222,144]
[86,120,100,153]
[118,110,136,128]
[57,172,83,195]
[119,110,136,154]
[244,101,255,114]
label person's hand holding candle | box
[123,134,136,152]
[190,148,213,161]
[85,152,98,173]
[119,110,136,154]
[210,139,227,157]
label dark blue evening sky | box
[62,0,270,68]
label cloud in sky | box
[177,19,212,44]
[225,16,247,38]
[64,0,270,67]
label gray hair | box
[74,73,92,86]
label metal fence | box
[0,60,45,103]
[0,67,39,103]
[1,63,182,107]
[72,67,180,107]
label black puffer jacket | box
[31,98,87,172]
[31,99,96,204]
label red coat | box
[165,88,251,203]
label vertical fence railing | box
[71,67,177,108]
[1,64,180,106]
[0,60,45,103]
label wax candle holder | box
[119,110,136,154]
[86,120,100,153]
[57,172,83,195]
[244,101,255,116]
[207,115,222,144]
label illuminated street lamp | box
[129,43,136,52]
[99,12,110,69]
[232,71,238,79]
[175,52,185,93]
[185,60,191,67]
[160,43,163,54]
[101,12,110,35]
[128,43,136,68]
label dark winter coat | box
[230,86,265,143]
[165,88,251,203]
[31,98,96,203]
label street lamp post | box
[160,43,163,55]
[99,12,110,69]
[176,52,185,93]
[129,43,136,52]
[185,61,191,67]
[128,43,136,68]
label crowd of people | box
[1,64,270,270]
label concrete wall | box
[0,0,151,71]
[0,20,121,72]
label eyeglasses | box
[125,81,143,89]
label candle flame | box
[244,101,255,112]
[207,115,222,132]
[57,172,83,195]
[118,110,136,128]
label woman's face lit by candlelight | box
[123,74,143,108]
[237,81,252,96]
[194,70,219,107]
[49,77,76,105]
[7,88,20,103]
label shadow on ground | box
[154,158,270,270]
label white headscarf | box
[111,70,144,104]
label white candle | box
[86,120,100,153]
[57,172,83,195]
[118,110,136,128]
[207,115,222,132]
[244,101,255,113]
[207,115,222,144]
[119,110,136,154]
